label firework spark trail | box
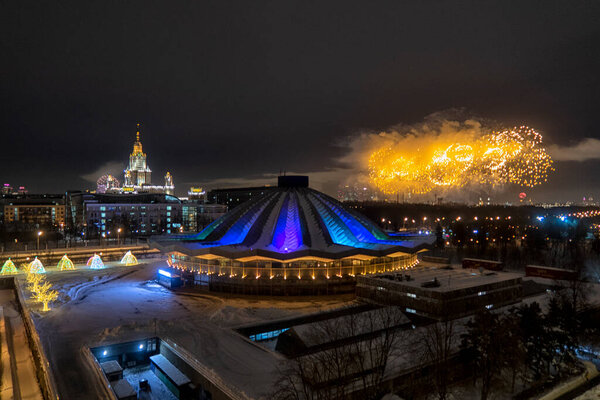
[368,126,554,195]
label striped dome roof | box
[154,178,432,261]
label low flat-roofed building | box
[356,266,523,321]
[100,360,124,381]
[110,379,137,400]
[276,306,410,357]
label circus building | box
[152,176,433,295]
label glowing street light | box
[117,228,122,245]
[37,231,43,250]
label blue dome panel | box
[160,185,432,260]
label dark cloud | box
[1,1,599,201]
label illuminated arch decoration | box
[29,257,46,274]
[57,254,75,271]
[1,258,17,275]
[87,254,105,269]
[120,251,138,266]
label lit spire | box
[131,123,144,156]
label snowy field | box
[21,260,355,399]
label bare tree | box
[273,306,408,400]
[415,320,456,400]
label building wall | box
[181,203,227,232]
[207,187,273,208]
[356,275,523,321]
[3,204,66,226]
[86,202,182,236]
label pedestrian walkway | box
[0,289,43,400]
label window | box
[485,304,493,309]
[406,308,416,314]
[249,328,289,342]
[478,291,487,296]
[406,293,417,298]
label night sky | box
[2,1,599,202]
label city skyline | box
[3,3,600,398]
[2,2,600,202]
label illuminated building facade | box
[2,194,66,228]
[2,184,28,195]
[121,123,175,194]
[181,202,227,232]
[153,176,433,294]
[187,187,205,201]
[124,124,152,187]
[85,193,183,236]
[93,124,175,195]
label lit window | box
[478,291,487,296]
[406,308,416,314]
[406,293,417,298]
[485,304,493,309]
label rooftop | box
[363,266,522,293]
[153,180,433,261]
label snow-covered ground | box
[22,260,355,399]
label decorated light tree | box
[28,257,46,274]
[57,254,75,271]
[120,251,138,266]
[36,281,59,312]
[1,258,17,275]
[26,272,44,294]
[87,254,104,269]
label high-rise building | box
[123,123,153,188]
[94,123,175,195]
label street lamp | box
[37,231,43,250]
[117,228,122,245]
